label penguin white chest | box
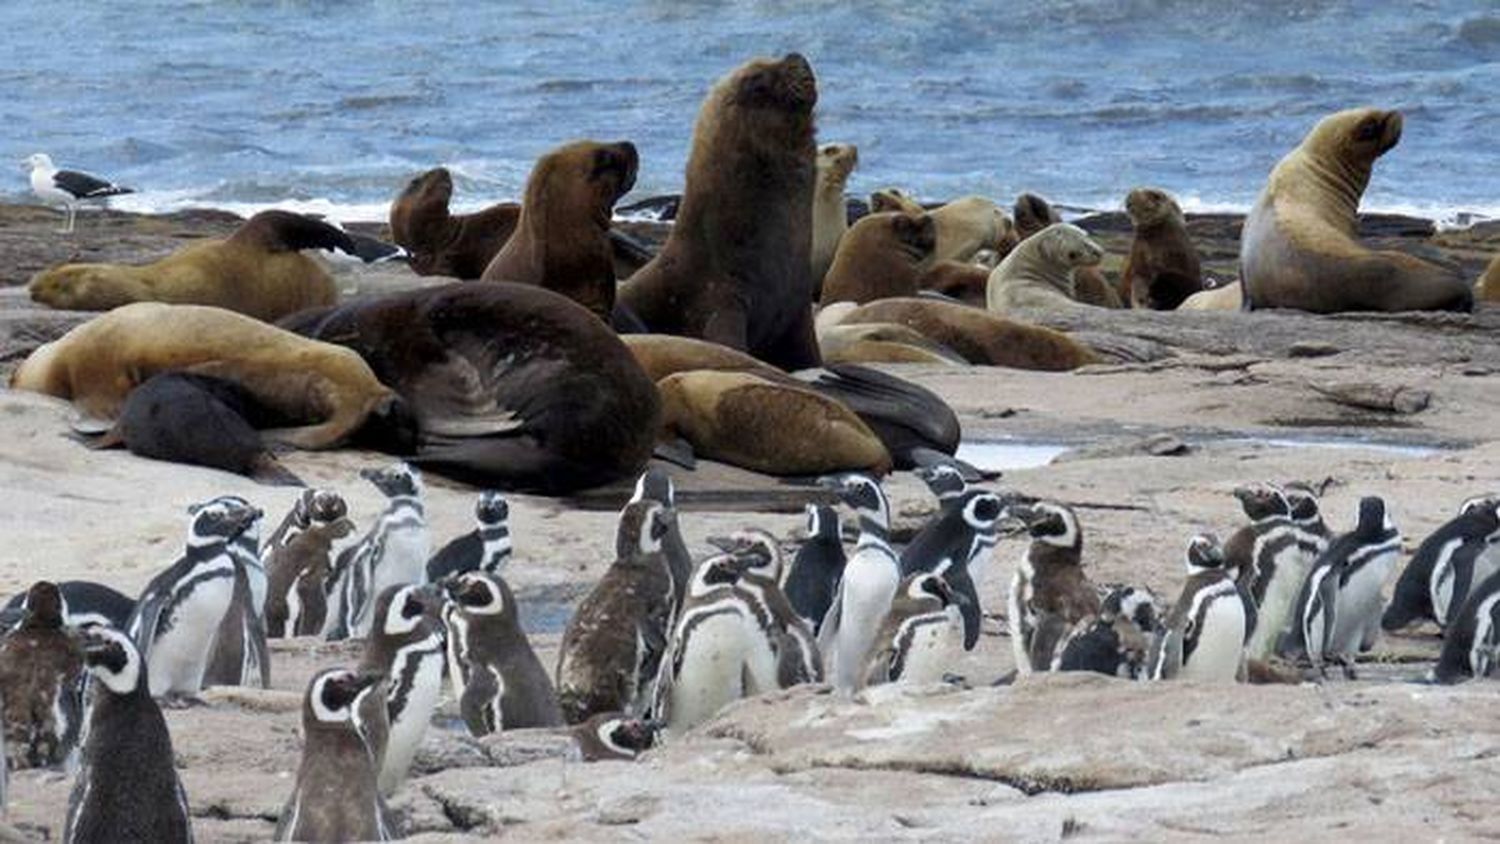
[1331,548,1400,655]
[668,608,751,731]
[894,607,963,685]
[1008,556,1035,674]
[379,641,445,795]
[832,550,900,691]
[148,564,236,696]
[370,525,430,602]
[1180,582,1245,683]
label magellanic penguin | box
[200,494,272,689]
[708,529,822,687]
[266,512,355,638]
[1052,584,1161,678]
[1282,496,1402,677]
[1384,494,1500,632]
[1008,501,1101,673]
[653,552,758,731]
[629,468,694,616]
[129,497,260,703]
[784,503,846,633]
[65,626,192,844]
[555,500,675,724]
[274,668,394,842]
[261,488,349,565]
[815,473,902,693]
[569,712,662,762]
[327,463,431,640]
[864,573,963,685]
[357,583,446,796]
[443,571,562,736]
[1431,567,1500,684]
[1224,483,1297,660]
[0,580,135,633]
[0,581,84,770]
[1150,534,1247,683]
[899,488,1008,650]
[425,490,511,582]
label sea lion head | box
[527,140,639,229]
[891,212,937,263]
[1124,187,1183,228]
[731,52,817,112]
[1303,107,1403,164]
[1013,193,1061,239]
[392,167,456,253]
[399,167,454,210]
[705,53,818,159]
[870,187,922,215]
[29,263,143,310]
[817,143,859,183]
[1036,223,1104,270]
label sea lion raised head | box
[820,211,936,306]
[391,167,455,250]
[1121,187,1202,310]
[389,166,520,279]
[986,223,1104,315]
[811,143,860,294]
[870,188,923,215]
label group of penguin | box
[3,463,1499,842]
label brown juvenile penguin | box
[389,167,520,279]
[0,581,84,769]
[1119,187,1202,310]
[1007,502,1102,673]
[265,515,355,638]
[819,211,937,306]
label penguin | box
[274,668,394,842]
[815,473,902,693]
[65,626,192,844]
[555,500,675,724]
[1052,584,1160,678]
[261,488,349,564]
[708,529,822,687]
[783,503,846,633]
[1424,495,1500,630]
[914,463,969,512]
[424,491,511,582]
[128,496,260,703]
[326,463,430,640]
[629,468,694,614]
[0,581,84,770]
[357,583,446,795]
[0,580,135,633]
[266,511,355,638]
[442,571,562,736]
[1431,567,1500,684]
[899,489,1008,650]
[1150,534,1247,683]
[1282,496,1402,677]
[570,712,661,761]
[199,494,272,689]
[863,573,963,685]
[1007,501,1100,673]
[1384,495,1499,632]
[653,552,758,731]
[1222,483,1298,659]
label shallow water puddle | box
[958,434,1448,473]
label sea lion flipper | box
[653,438,697,470]
[249,453,306,487]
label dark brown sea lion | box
[819,212,936,306]
[618,53,821,370]
[27,211,349,321]
[838,297,1098,370]
[1012,193,1122,308]
[1119,188,1203,310]
[1240,108,1472,313]
[389,167,520,279]
[480,140,639,323]
[281,283,661,494]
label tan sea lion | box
[820,211,936,306]
[656,370,892,476]
[838,297,1098,370]
[927,196,1014,268]
[480,140,638,322]
[811,143,859,295]
[1240,108,1471,312]
[817,322,967,366]
[1474,254,1500,303]
[620,54,822,370]
[916,260,990,306]
[11,302,408,450]
[389,167,520,279]
[1011,193,1120,307]
[621,334,786,383]
[986,223,1106,315]
[1178,281,1243,311]
[27,211,346,322]
[1119,187,1202,310]
[870,188,923,215]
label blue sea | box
[2,1,1498,223]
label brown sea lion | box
[811,143,859,295]
[1474,254,1500,303]
[11,302,408,450]
[1241,108,1471,313]
[916,260,991,306]
[870,188,923,215]
[621,334,785,383]
[837,297,1098,370]
[986,223,1106,314]
[389,167,520,279]
[1178,281,1243,311]
[656,370,892,476]
[280,283,660,494]
[1012,193,1121,307]
[27,211,346,321]
[820,212,936,306]
[618,53,822,370]
[927,197,1014,268]
[818,322,967,366]
[480,140,639,322]
[1012,193,1056,239]
[1119,188,1202,310]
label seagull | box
[25,153,134,234]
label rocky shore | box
[1,202,1498,841]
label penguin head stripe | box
[818,473,889,526]
[629,468,675,508]
[1282,483,1322,523]
[804,503,821,538]
[474,491,509,527]
[445,573,507,616]
[597,717,659,757]
[1184,533,1225,573]
[691,554,749,596]
[706,529,782,582]
[80,625,142,695]
[308,668,380,723]
[185,499,263,548]
[381,584,435,636]
[916,464,967,500]
[962,492,1007,531]
[1016,502,1080,549]
[360,461,424,500]
[615,500,667,558]
[908,573,952,605]
[1232,483,1290,522]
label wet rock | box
[1310,382,1432,414]
[1054,434,1191,463]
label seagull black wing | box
[53,169,132,199]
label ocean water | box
[2,1,1498,223]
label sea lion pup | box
[28,210,349,321]
[986,223,1106,314]
[819,211,936,306]
[836,297,1098,370]
[480,140,639,323]
[1119,187,1202,310]
[389,166,521,278]
[619,53,822,371]
[811,143,859,296]
[1476,254,1500,304]
[1013,193,1122,308]
[656,370,892,476]
[1241,107,1471,313]
[870,187,923,215]
[281,283,660,494]
[12,302,410,450]
[1179,281,1244,311]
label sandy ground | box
[0,204,1498,841]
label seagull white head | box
[25,153,53,172]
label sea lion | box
[818,322,967,366]
[916,260,991,306]
[389,167,520,279]
[926,196,1014,268]
[621,334,786,383]
[837,297,1098,370]
[281,283,660,494]
[12,302,409,450]
[1241,108,1472,313]
[27,211,348,321]
[1012,193,1121,308]
[656,370,892,476]
[1119,187,1202,310]
[811,143,859,295]
[618,53,822,370]
[870,188,923,215]
[480,140,639,323]
[1013,193,1056,239]
[986,223,1106,315]
[1179,281,1244,311]
[1475,254,1500,304]
[820,211,936,306]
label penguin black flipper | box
[793,364,961,469]
[459,665,501,736]
[945,568,983,650]
[126,587,170,667]
[425,532,482,583]
[1433,568,1500,684]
